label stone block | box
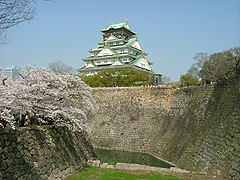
[107,164,115,169]
[115,163,126,170]
[170,167,190,173]
[33,162,39,168]
[116,163,144,171]
[87,160,92,166]
[100,163,108,168]
[145,166,159,171]
[90,160,101,167]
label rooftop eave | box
[101,27,136,35]
[89,49,102,53]
[97,39,127,45]
[82,54,137,61]
[88,46,147,55]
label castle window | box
[122,58,130,62]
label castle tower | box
[79,20,154,76]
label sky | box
[0,0,240,81]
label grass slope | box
[65,166,182,180]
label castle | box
[79,20,160,82]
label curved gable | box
[132,41,143,50]
[135,57,152,71]
[97,48,115,56]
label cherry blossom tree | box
[0,67,94,131]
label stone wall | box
[0,126,96,180]
[89,77,240,180]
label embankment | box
[89,77,240,179]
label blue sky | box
[0,0,240,81]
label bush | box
[80,68,154,87]
[179,74,199,87]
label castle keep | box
[79,20,154,76]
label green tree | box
[230,47,240,75]
[187,52,208,80]
[80,68,154,87]
[179,74,199,87]
[199,48,240,83]
[184,47,240,84]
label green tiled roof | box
[82,53,137,61]
[89,46,103,52]
[129,54,143,65]
[89,37,146,54]
[79,54,153,73]
[79,65,123,71]
[101,21,128,31]
[97,38,127,45]
[101,20,136,34]
[125,37,137,46]
[129,54,153,66]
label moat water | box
[95,148,174,168]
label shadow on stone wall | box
[0,128,41,180]
[0,126,96,180]
[178,76,240,180]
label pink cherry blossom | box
[0,67,94,131]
